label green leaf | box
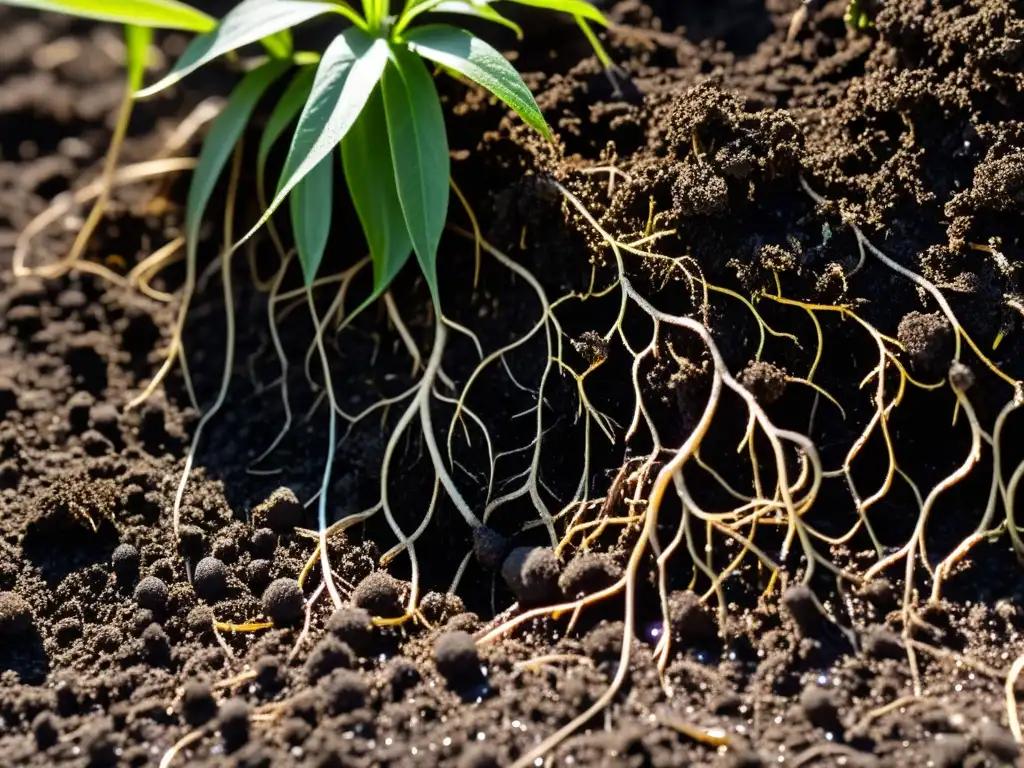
[342,86,413,305]
[186,59,289,251]
[381,44,449,307]
[575,15,613,70]
[136,0,342,97]
[290,154,334,283]
[501,0,607,26]
[262,27,294,60]
[0,0,215,31]
[364,0,387,28]
[237,27,390,281]
[403,24,549,139]
[430,1,523,38]
[256,65,316,196]
[124,25,153,91]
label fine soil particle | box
[0,591,34,634]
[2,1,1024,767]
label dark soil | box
[3,1,1024,767]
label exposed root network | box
[15,122,1024,763]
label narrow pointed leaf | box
[186,60,289,247]
[236,29,389,264]
[0,0,215,31]
[256,65,316,195]
[290,154,334,283]
[430,1,523,38]
[575,15,614,69]
[502,0,607,26]
[124,25,153,91]
[342,86,413,306]
[381,46,449,306]
[403,25,549,139]
[136,0,340,97]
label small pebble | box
[351,571,405,618]
[133,576,168,611]
[111,543,141,583]
[558,552,621,600]
[472,525,510,571]
[305,636,356,683]
[501,547,561,607]
[193,556,229,602]
[252,487,304,534]
[326,606,373,655]
[446,612,481,633]
[319,669,366,715]
[245,559,272,594]
[434,631,482,687]
[181,681,217,726]
[420,591,465,625]
[186,605,215,637]
[262,578,304,625]
[219,698,250,751]
[255,656,283,694]
[250,527,277,558]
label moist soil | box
[2,1,1024,766]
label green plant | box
[5,0,609,304]
[136,0,608,308]
[4,0,612,633]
